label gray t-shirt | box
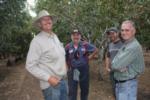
[107,40,123,62]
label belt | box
[114,77,136,83]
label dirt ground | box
[0,53,150,100]
[88,52,150,100]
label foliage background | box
[35,0,150,46]
[0,0,150,57]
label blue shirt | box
[65,41,96,68]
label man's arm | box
[88,48,98,60]
[26,40,50,81]
[65,44,71,70]
[105,53,111,72]
[111,46,138,70]
[26,40,61,86]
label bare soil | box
[88,52,150,100]
[0,63,44,100]
[0,53,150,100]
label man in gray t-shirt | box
[105,27,123,97]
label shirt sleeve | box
[65,45,69,64]
[26,40,50,81]
[86,43,96,53]
[111,46,137,70]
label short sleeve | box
[86,43,96,53]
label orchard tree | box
[35,0,150,47]
[0,0,33,59]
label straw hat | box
[33,10,53,27]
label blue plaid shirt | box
[65,41,96,68]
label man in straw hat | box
[26,10,68,100]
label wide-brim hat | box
[33,10,54,27]
[106,27,119,34]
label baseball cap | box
[106,27,119,34]
[71,29,81,35]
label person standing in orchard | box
[111,20,145,100]
[65,29,98,100]
[26,10,68,100]
[105,27,123,98]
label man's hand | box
[88,48,98,60]
[48,76,61,87]
[119,67,128,72]
[113,67,128,72]
[106,66,111,72]
[88,55,93,60]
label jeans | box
[42,79,68,100]
[68,65,89,100]
[115,79,137,100]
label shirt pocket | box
[42,46,58,62]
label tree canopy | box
[0,0,150,58]
[36,0,150,47]
[0,0,33,57]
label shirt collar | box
[70,41,82,48]
[113,39,121,44]
[41,31,55,38]
[124,37,135,45]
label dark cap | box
[71,29,81,35]
[106,27,119,34]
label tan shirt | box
[26,31,67,89]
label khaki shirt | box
[26,31,67,89]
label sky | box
[27,0,36,17]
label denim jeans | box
[115,79,137,100]
[68,65,89,100]
[42,79,68,100]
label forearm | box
[111,66,128,72]
[111,49,136,70]
[89,48,98,59]
[26,61,50,81]
[105,56,111,72]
